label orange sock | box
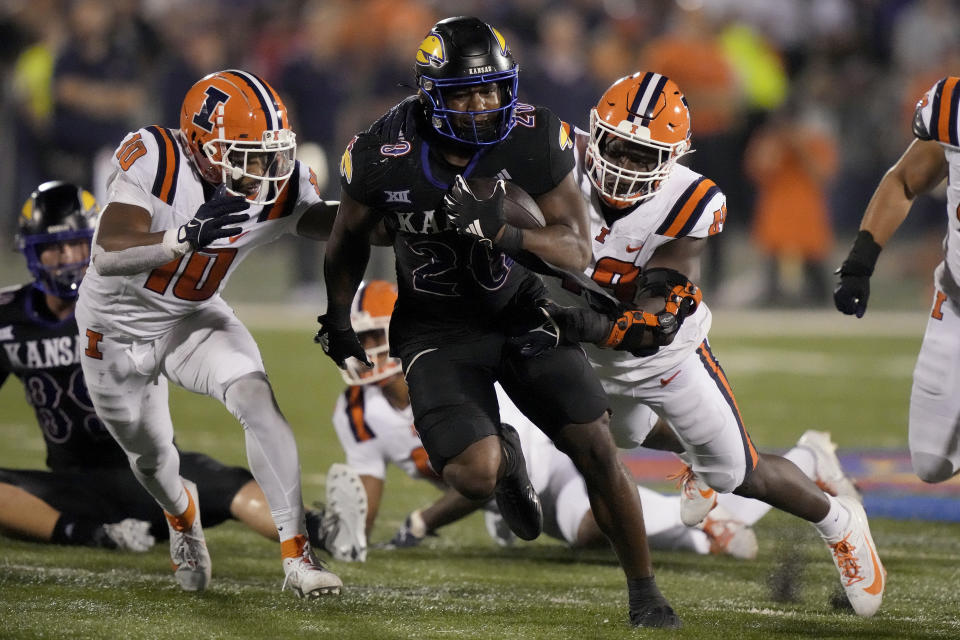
[281,534,308,559]
[164,485,196,532]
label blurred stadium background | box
[1,0,958,309]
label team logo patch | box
[415,34,445,68]
[490,27,509,56]
[558,121,573,150]
[380,141,412,157]
[340,136,357,183]
[21,200,33,221]
[384,190,411,203]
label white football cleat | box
[797,430,861,500]
[700,505,757,560]
[282,536,343,598]
[484,510,516,548]
[671,464,717,526]
[322,463,368,562]
[103,518,156,552]
[822,496,886,617]
[164,479,211,592]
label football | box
[467,177,546,229]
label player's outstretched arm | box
[316,191,377,369]
[835,138,947,317]
[92,192,249,276]
[295,200,340,241]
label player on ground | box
[319,17,679,628]
[75,70,343,596]
[329,281,758,560]
[835,76,960,484]
[1,182,363,558]
[508,72,886,617]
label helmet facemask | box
[420,71,518,146]
[340,323,402,386]
[203,124,296,205]
[585,108,690,208]
[18,230,93,299]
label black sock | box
[627,576,667,611]
[304,508,324,549]
[51,515,106,547]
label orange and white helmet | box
[585,72,691,207]
[342,280,402,386]
[179,69,296,205]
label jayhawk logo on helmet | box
[416,34,446,69]
[585,71,692,208]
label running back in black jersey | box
[0,284,126,470]
[339,102,575,358]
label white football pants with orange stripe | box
[909,273,960,483]
[77,299,306,532]
[601,340,758,494]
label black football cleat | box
[629,603,682,629]
[494,423,542,541]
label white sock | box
[813,495,851,542]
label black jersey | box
[340,103,575,357]
[0,284,127,470]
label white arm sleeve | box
[91,228,190,276]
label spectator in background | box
[744,79,838,307]
[891,0,960,74]
[51,0,146,194]
[639,3,744,297]
[520,8,602,128]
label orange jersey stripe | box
[697,341,759,470]
[662,179,716,237]
[155,128,178,203]
[937,77,959,145]
[347,387,375,442]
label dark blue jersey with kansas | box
[0,284,127,470]
[340,103,575,358]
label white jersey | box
[544,130,725,382]
[913,78,960,296]
[80,126,323,338]
[331,383,554,494]
[332,384,443,487]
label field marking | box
[233,304,929,338]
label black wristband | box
[841,230,882,276]
[495,224,523,254]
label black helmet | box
[414,16,519,146]
[16,181,99,298]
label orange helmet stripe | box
[222,69,284,131]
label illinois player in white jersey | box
[835,76,960,484]
[521,72,885,617]
[329,281,758,561]
[75,70,341,597]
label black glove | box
[834,230,882,318]
[443,175,506,249]
[314,314,373,369]
[372,95,421,141]
[177,188,249,249]
[507,306,562,358]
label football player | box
[835,76,960,485]
[514,72,885,617]
[0,182,356,558]
[318,17,679,628]
[330,281,758,561]
[75,70,343,596]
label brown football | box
[467,177,546,229]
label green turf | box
[2,329,959,639]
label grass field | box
[2,315,959,639]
